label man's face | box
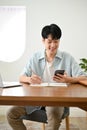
[42,35,60,55]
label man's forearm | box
[78,76,87,86]
[69,76,87,86]
[19,75,31,84]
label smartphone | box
[54,70,65,76]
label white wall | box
[0,0,87,81]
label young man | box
[7,24,87,130]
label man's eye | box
[54,40,58,43]
[55,41,58,43]
[48,41,51,44]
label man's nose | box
[51,42,55,47]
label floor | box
[0,106,87,130]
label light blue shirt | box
[22,49,86,78]
[21,49,86,119]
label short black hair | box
[41,24,62,40]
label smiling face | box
[42,34,60,56]
[41,24,62,59]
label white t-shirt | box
[42,60,55,83]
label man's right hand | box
[29,74,42,84]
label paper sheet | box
[30,82,67,87]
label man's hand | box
[53,73,87,85]
[53,72,72,83]
[29,74,42,84]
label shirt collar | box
[39,49,45,60]
[39,49,63,60]
[55,50,62,59]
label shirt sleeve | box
[70,56,87,77]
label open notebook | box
[30,82,67,87]
[0,74,21,88]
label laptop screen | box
[0,74,4,87]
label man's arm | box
[19,75,42,84]
[77,76,87,86]
[19,75,31,84]
[53,74,87,86]
[67,76,87,86]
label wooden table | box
[0,83,87,111]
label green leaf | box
[79,58,87,72]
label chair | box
[42,115,69,130]
[24,107,70,130]
[42,107,70,130]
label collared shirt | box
[21,49,86,118]
[22,49,86,78]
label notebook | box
[0,74,21,88]
[30,82,67,87]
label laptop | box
[0,74,21,88]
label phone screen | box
[54,70,65,76]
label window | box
[0,6,26,62]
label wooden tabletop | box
[0,83,87,111]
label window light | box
[0,6,26,62]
